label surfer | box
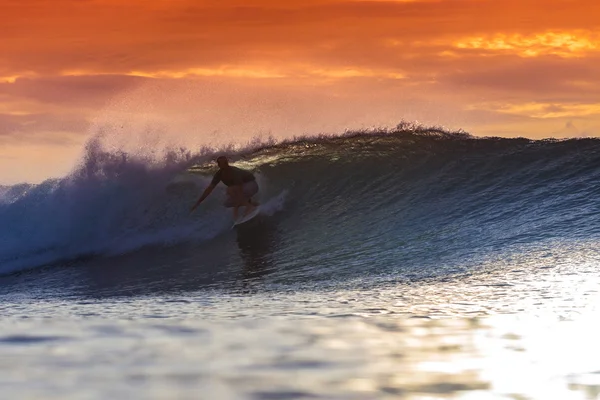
[190,156,259,221]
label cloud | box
[0,112,88,143]
[438,56,600,102]
[0,75,146,106]
[454,31,599,58]
[0,75,149,143]
[471,102,600,119]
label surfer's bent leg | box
[226,186,245,220]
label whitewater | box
[1,125,600,400]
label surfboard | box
[232,206,261,228]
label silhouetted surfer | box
[190,156,259,220]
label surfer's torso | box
[211,166,255,187]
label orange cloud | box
[61,64,406,82]
[455,31,599,58]
[2,0,599,79]
[470,102,600,119]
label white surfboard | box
[232,206,261,228]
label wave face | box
[1,128,600,276]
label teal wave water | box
[1,127,599,281]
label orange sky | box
[1,0,599,183]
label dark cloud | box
[0,112,88,142]
[437,56,600,102]
[0,75,147,106]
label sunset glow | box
[1,0,599,183]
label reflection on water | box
[0,297,599,400]
[0,235,599,399]
[235,216,278,282]
[9,217,282,298]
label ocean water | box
[1,128,600,399]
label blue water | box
[1,127,600,399]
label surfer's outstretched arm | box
[190,184,215,212]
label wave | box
[1,124,599,275]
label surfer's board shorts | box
[223,180,259,207]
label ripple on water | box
[0,334,70,344]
